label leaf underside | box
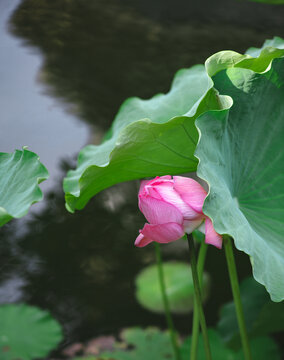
[196,57,284,301]
[63,65,231,212]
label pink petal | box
[144,185,163,200]
[135,233,153,247]
[136,222,184,246]
[205,217,222,249]
[139,176,172,199]
[153,181,200,220]
[139,180,151,197]
[159,175,172,180]
[183,218,204,234]
[139,196,183,225]
[173,176,207,214]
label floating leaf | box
[0,149,49,226]
[63,66,232,212]
[180,330,281,360]
[92,327,174,360]
[218,277,284,348]
[135,262,210,314]
[196,56,284,301]
[0,304,62,360]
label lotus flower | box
[135,176,222,248]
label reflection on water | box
[0,0,89,195]
[0,0,283,350]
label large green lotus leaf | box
[0,149,49,226]
[205,37,284,77]
[218,277,284,348]
[63,64,233,212]
[195,57,284,301]
[0,304,62,360]
[135,262,210,314]
[180,330,280,360]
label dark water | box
[0,0,283,352]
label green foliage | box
[0,149,48,226]
[0,304,62,360]
[181,330,281,360]
[135,262,210,314]
[63,36,284,300]
[196,56,284,301]
[218,277,284,348]
[74,328,280,360]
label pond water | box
[0,0,283,352]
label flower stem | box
[154,243,181,360]
[223,236,252,360]
[187,234,212,360]
[190,241,208,360]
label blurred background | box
[0,0,284,354]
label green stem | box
[223,236,252,360]
[155,243,181,360]
[190,241,208,360]
[187,234,212,360]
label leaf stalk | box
[155,243,181,360]
[187,234,212,360]
[223,235,252,360]
[190,241,208,360]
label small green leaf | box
[0,304,63,360]
[0,149,49,226]
[63,66,230,212]
[180,330,281,360]
[135,262,210,314]
[196,57,284,301]
[218,277,284,348]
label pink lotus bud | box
[135,176,222,249]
